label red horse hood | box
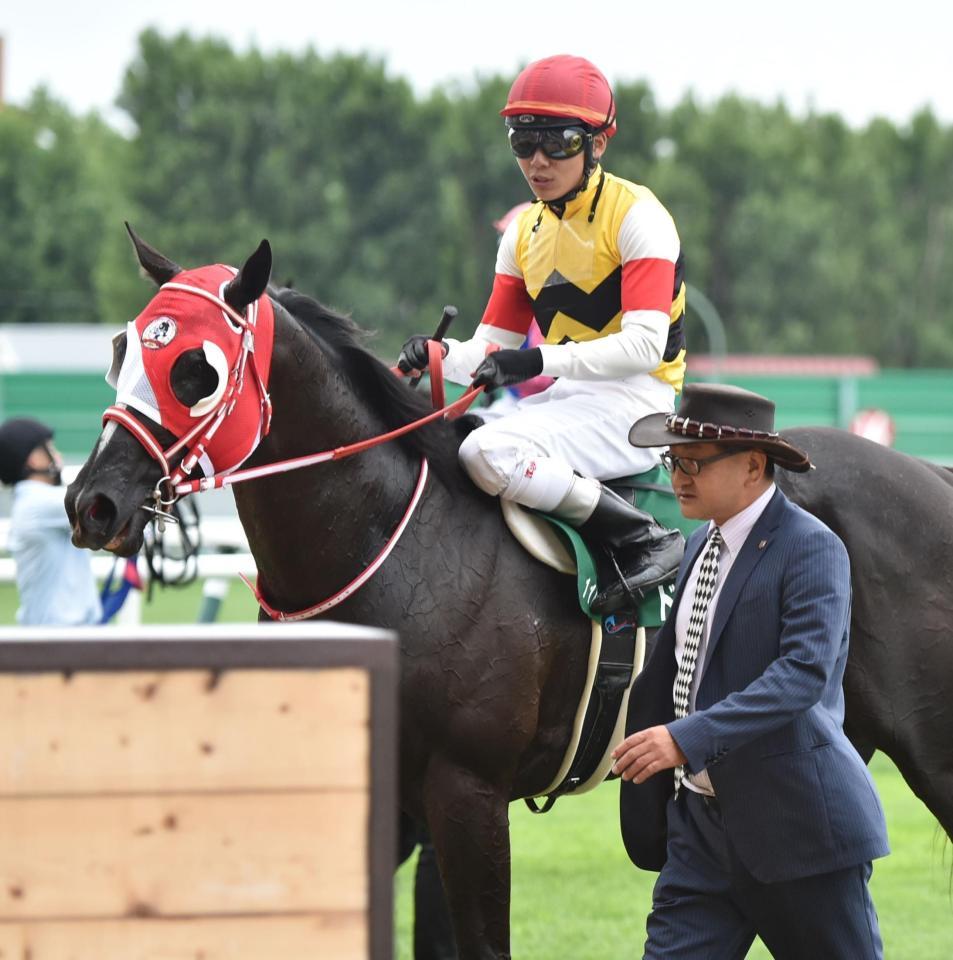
[113,264,275,478]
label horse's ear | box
[125,222,182,286]
[223,240,272,313]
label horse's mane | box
[273,287,477,491]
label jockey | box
[399,54,686,613]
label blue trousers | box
[644,790,883,959]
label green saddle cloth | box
[542,466,703,627]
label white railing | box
[0,551,257,583]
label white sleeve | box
[19,483,72,531]
[537,311,668,379]
[442,323,526,384]
[536,199,677,380]
[495,217,522,277]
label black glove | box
[397,335,448,374]
[470,348,544,390]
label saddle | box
[502,466,701,812]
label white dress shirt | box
[674,483,776,795]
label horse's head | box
[66,226,274,555]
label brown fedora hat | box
[629,383,812,472]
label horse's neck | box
[236,454,424,615]
[233,313,433,614]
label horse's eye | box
[171,349,221,409]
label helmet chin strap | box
[26,444,62,485]
[543,141,603,214]
[545,96,614,211]
[26,464,61,485]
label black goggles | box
[508,125,590,160]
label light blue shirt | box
[8,480,102,626]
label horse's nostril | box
[83,494,116,532]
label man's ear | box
[748,449,769,482]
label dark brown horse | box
[66,234,953,958]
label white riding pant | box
[459,373,676,512]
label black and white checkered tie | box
[673,526,722,794]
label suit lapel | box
[704,488,788,665]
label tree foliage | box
[0,91,124,323]
[4,30,953,366]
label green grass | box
[395,757,952,959]
[136,578,261,624]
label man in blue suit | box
[612,383,888,959]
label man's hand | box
[611,725,687,783]
[470,347,543,390]
[397,335,447,374]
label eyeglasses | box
[660,448,751,476]
[508,126,589,160]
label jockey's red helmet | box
[501,55,617,136]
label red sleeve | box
[480,273,535,337]
[621,258,676,314]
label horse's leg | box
[423,757,513,960]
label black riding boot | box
[578,486,684,615]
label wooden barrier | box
[0,622,398,960]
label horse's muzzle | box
[66,484,145,556]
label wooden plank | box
[0,913,366,959]
[0,669,368,795]
[0,792,367,920]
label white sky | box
[1,1,948,130]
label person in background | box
[0,417,102,625]
[613,383,888,959]
[399,54,686,614]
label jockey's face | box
[515,131,607,203]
